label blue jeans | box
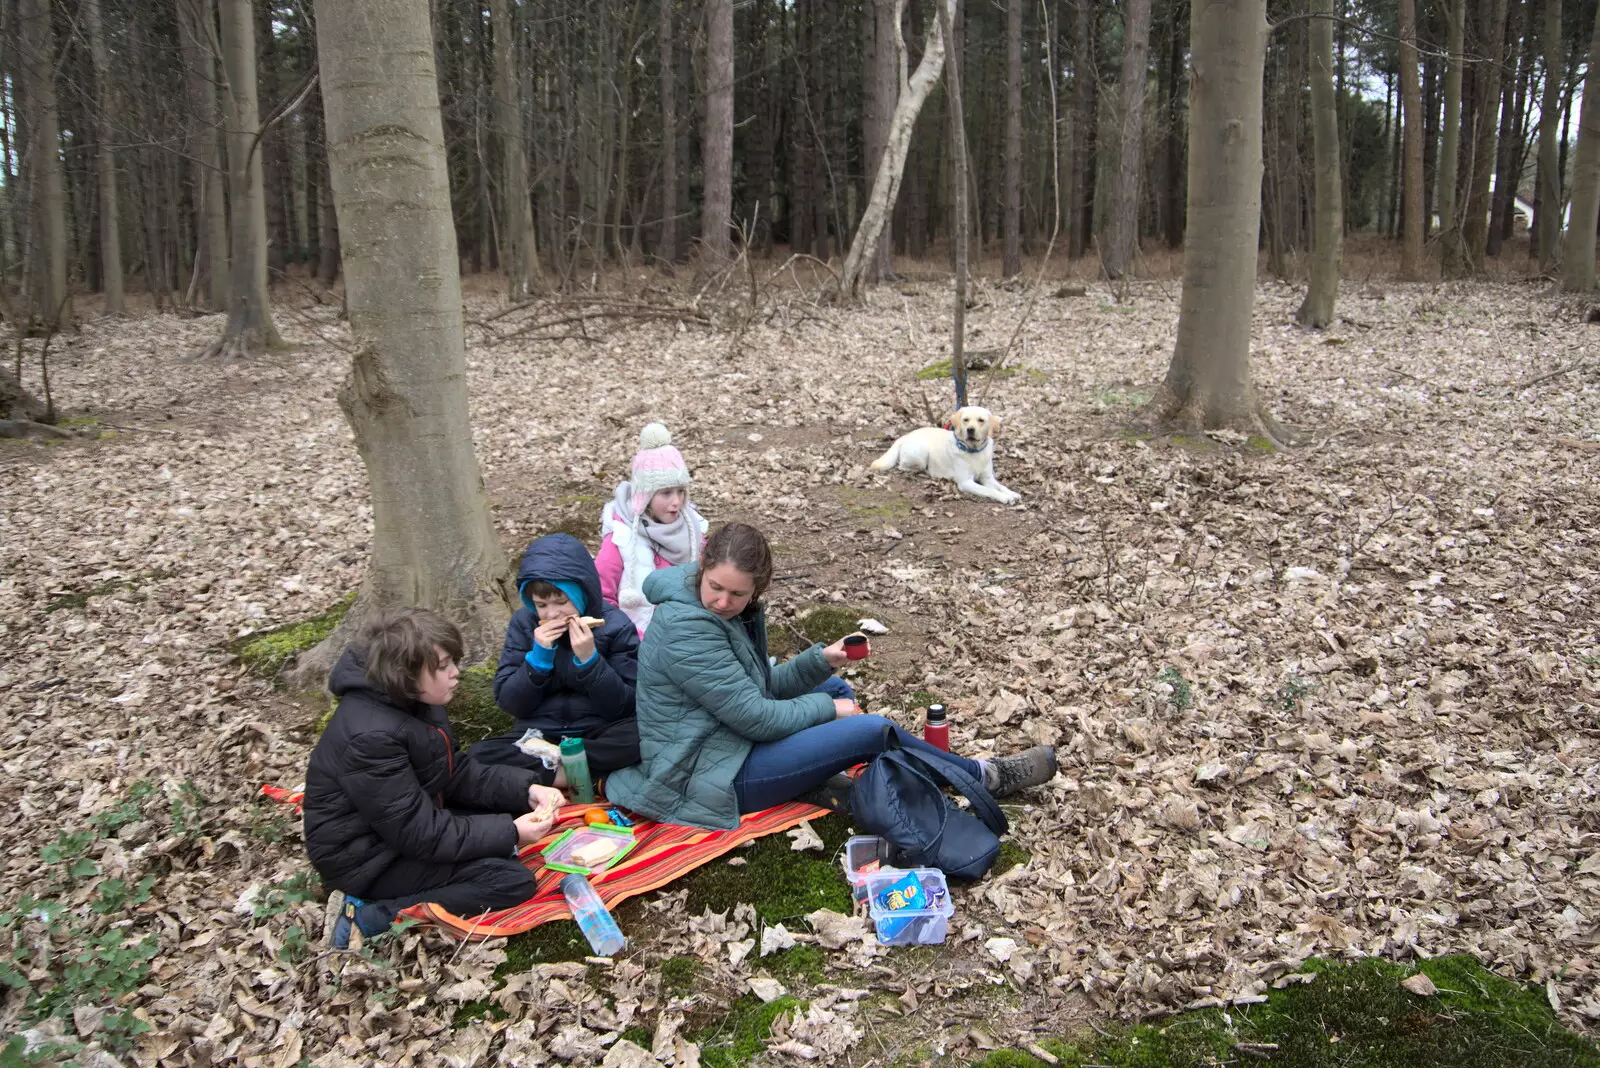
[814,676,855,701]
[733,714,983,814]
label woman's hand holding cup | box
[824,633,870,667]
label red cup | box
[843,635,869,660]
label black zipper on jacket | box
[431,725,453,806]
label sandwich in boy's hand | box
[574,616,606,628]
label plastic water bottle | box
[559,737,595,803]
[924,703,950,751]
[562,874,625,956]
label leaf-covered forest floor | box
[3,257,1599,1066]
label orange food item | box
[583,808,611,826]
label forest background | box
[3,0,1600,1066]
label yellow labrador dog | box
[870,406,1020,504]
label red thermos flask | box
[924,703,949,751]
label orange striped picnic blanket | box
[261,784,825,941]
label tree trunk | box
[1101,0,1151,279]
[1535,0,1563,269]
[299,0,514,686]
[1163,4,1186,249]
[1438,0,1467,273]
[1151,0,1276,439]
[746,0,775,255]
[1561,2,1600,292]
[1399,0,1425,278]
[177,0,229,312]
[492,0,536,298]
[701,0,734,267]
[657,0,677,264]
[939,0,969,408]
[18,0,71,330]
[1002,0,1021,278]
[258,1,289,276]
[862,0,900,281]
[1296,0,1341,328]
[1069,0,1098,259]
[204,0,281,357]
[1488,0,1529,256]
[86,0,123,315]
[839,0,955,297]
[1462,0,1508,270]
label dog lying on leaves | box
[870,405,1020,504]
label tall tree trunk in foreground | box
[1399,0,1425,279]
[1149,0,1278,440]
[295,0,513,686]
[491,0,536,298]
[1562,3,1600,292]
[86,0,123,315]
[701,0,734,268]
[839,0,957,298]
[1462,0,1508,270]
[1002,0,1022,278]
[1534,0,1563,270]
[202,0,282,357]
[178,0,230,311]
[1438,0,1468,276]
[1296,0,1341,327]
[19,0,72,330]
[1101,0,1152,279]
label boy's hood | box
[517,533,604,615]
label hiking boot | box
[326,890,364,950]
[798,772,856,815]
[984,745,1057,797]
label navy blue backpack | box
[850,728,1008,881]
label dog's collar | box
[951,429,990,454]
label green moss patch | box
[837,486,913,521]
[763,944,826,984]
[694,994,805,1068]
[232,593,355,678]
[661,955,704,995]
[915,357,1024,381]
[989,840,1031,879]
[793,606,866,647]
[682,814,853,923]
[976,955,1600,1068]
[447,665,511,746]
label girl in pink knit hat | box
[597,423,709,634]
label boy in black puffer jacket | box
[303,608,565,949]
[469,533,641,776]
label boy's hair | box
[523,579,568,602]
[697,523,774,602]
[360,607,464,704]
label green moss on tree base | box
[232,593,355,678]
[447,665,511,746]
[974,955,1600,1068]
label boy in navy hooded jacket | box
[468,534,641,776]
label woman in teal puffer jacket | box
[604,523,1056,830]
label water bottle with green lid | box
[559,736,595,803]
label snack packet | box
[514,728,563,770]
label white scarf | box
[603,483,705,633]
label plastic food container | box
[863,867,954,945]
[541,825,637,875]
[841,835,895,904]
